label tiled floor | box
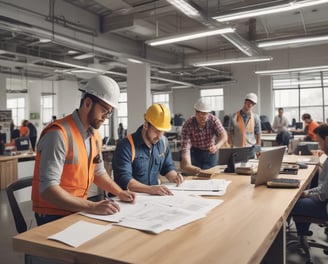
[1,189,328,264]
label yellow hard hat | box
[144,104,171,131]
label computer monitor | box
[218,146,255,166]
[295,122,303,129]
[15,137,30,151]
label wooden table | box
[13,165,317,264]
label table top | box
[13,164,317,264]
[0,152,36,162]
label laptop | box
[254,146,286,186]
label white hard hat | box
[245,92,257,104]
[79,75,120,108]
[194,98,211,112]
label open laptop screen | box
[218,146,255,165]
[254,146,286,186]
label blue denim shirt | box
[112,126,176,190]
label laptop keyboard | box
[267,178,300,188]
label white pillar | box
[127,61,151,133]
[0,74,6,110]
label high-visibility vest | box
[32,115,102,216]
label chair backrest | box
[6,176,33,233]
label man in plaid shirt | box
[180,98,227,175]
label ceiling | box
[0,0,328,92]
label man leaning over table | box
[112,104,183,195]
[291,123,328,237]
[32,76,135,226]
[180,98,227,175]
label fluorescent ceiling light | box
[73,53,94,60]
[255,65,328,75]
[127,58,143,64]
[258,35,328,48]
[39,38,52,43]
[167,0,200,17]
[68,50,79,55]
[193,56,273,67]
[146,27,235,46]
[213,0,328,22]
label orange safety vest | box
[32,115,102,216]
[235,111,254,147]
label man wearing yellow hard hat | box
[112,104,183,195]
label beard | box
[145,129,160,145]
[88,105,103,129]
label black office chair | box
[287,215,328,264]
[6,176,33,264]
[6,177,67,264]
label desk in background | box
[261,133,304,154]
[13,164,317,264]
[0,153,35,189]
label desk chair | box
[6,176,33,264]
[287,216,328,264]
[6,177,66,264]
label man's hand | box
[149,185,173,195]
[117,190,135,203]
[89,199,120,215]
[167,172,184,186]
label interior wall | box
[57,80,80,118]
[172,88,200,122]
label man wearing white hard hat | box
[32,75,135,226]
[180,98,228,175]
[227,92,261,149]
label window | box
[272,72,328,123]
[41,95,54,125]
[200,88,224,112]
[152,93,170,109]
[118,92,128,130]
[7,97,25,127]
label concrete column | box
[126,61,151,133]
[0,74,6,110]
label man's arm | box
[94,172,135,202]
[127,178,173,195]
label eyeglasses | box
[95,99,113,119]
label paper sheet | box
[80,193,223,234]
[48,220,111,247]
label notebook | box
[254,146,286,186]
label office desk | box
[0,152,35,189]
[13,165,317,264]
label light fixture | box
[127,58,143,64]
[213,0,328,22]
[193,56,273,67]
[73,53,94,60]
[258,35,328,48]
[167,0,200,17]
[255,65,328,75]
[146,27,235,46]
[39,38,52,43]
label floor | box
[1,188,328,264]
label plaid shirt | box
[181,114,225,154]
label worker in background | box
[302,113,319,141]
[27,121,38,151]
[32,75,135,226]
[227,93,262,149]
[272,107,291,146]
[112,104,183,195]
[19,119,29,137]
[180,98,227,175]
